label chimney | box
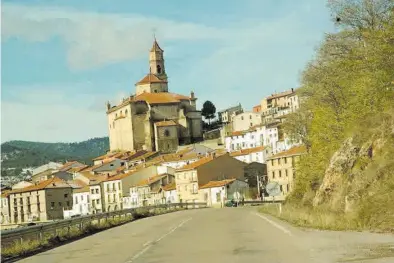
[291,88,294,92]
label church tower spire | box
[149,37,167,80]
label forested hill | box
[1,137,109,171]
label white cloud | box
[1,2,333,142]
[2,4,227,70]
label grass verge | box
[1,207,184,261]
[258,204,369,232]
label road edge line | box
[253,212,293,236]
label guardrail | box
[0,202,207,249]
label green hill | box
[1,137,109,175]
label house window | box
[271,160,274,166]
[280,185,283,193]
[241,116,244,120]
[58,202,62,207]
[286,184,289,192]
[96,189,99,194]
[64,194,68,198]
[118,182,121,190]
[272,171,275,179]
[249,115,252,119]
[164,129,170,137]
[250,122,253,127]
[66,201,70,206]
[278,158,281,165]
[285,170,288,177]
[125,109,128,116]
[279,170,282,177]
[285,157,287,164]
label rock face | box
[312,138,366,208]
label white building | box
[89,183,103,214]
[163,183,178,203]
[32,162,63,176]
[0,192,10,224]
[230,146,268,164]
[64,186,90,218]
[200,179,248,207]
[232,112,262,132]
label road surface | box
[19,207,394,263]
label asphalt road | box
[19,207,394,263]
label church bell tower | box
[149,38,167,81]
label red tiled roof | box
[155,120,177,127]
[268,145,307,159]
[104,170,136,182]
[230,146,265,157]
[199,179,236,189]
[136,73,167,85]
[135,175,166,187]
[133,92,191,104]
[162,183,176,191]
[177,155,215,171]
[267,89,296,100]
[9,177,69,194]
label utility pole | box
[256,172,261,200]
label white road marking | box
[142,241,152,247]
[253,212,293,236]
[125,217,192,263]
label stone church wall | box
[151,105,178,120]
[132,114,147,150]
[155,126,178,153]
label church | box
[106,39,203,153]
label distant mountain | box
[1,137,109,176]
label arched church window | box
[164,129,170,137]
[115,113,118,118]
[157,65,162,74]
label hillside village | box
[0,39,305,226]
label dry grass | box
[259,204,363,231]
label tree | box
[201,101,216,125]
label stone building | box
[106,39,203,153]
[266,145,306,198]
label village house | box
[230,146,268,164]
[89,181,104,214]
[31,162,63,183]
[129,174,175,206]
[232,112,262,132]
[85,158,127,175]
[162,183,178,204]
[260,88,299,113]
[100,175,124,212]
[266,145,306,198]
[63,180,90,219]
[200,179,249,207]
[8,177,73,224]
[217,104,243,124]
[175,153,246,203]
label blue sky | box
[1,0,335,143]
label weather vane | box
[152,27,157,40]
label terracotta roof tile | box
[134,175,167,187]
[74,185,90,193]
[268,145,306,159]
[230,146,265,157]
[162,183,176,191]
[9,177,70,194]
[104,170,136,182]
[155,120,177,127]
[199,179,236,189]
[136,73,167,85]
[177,155,215,171]
[267,89,296,100]
[133,92,191,104]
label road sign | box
[266,182,281,197]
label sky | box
[1,0,335,143]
